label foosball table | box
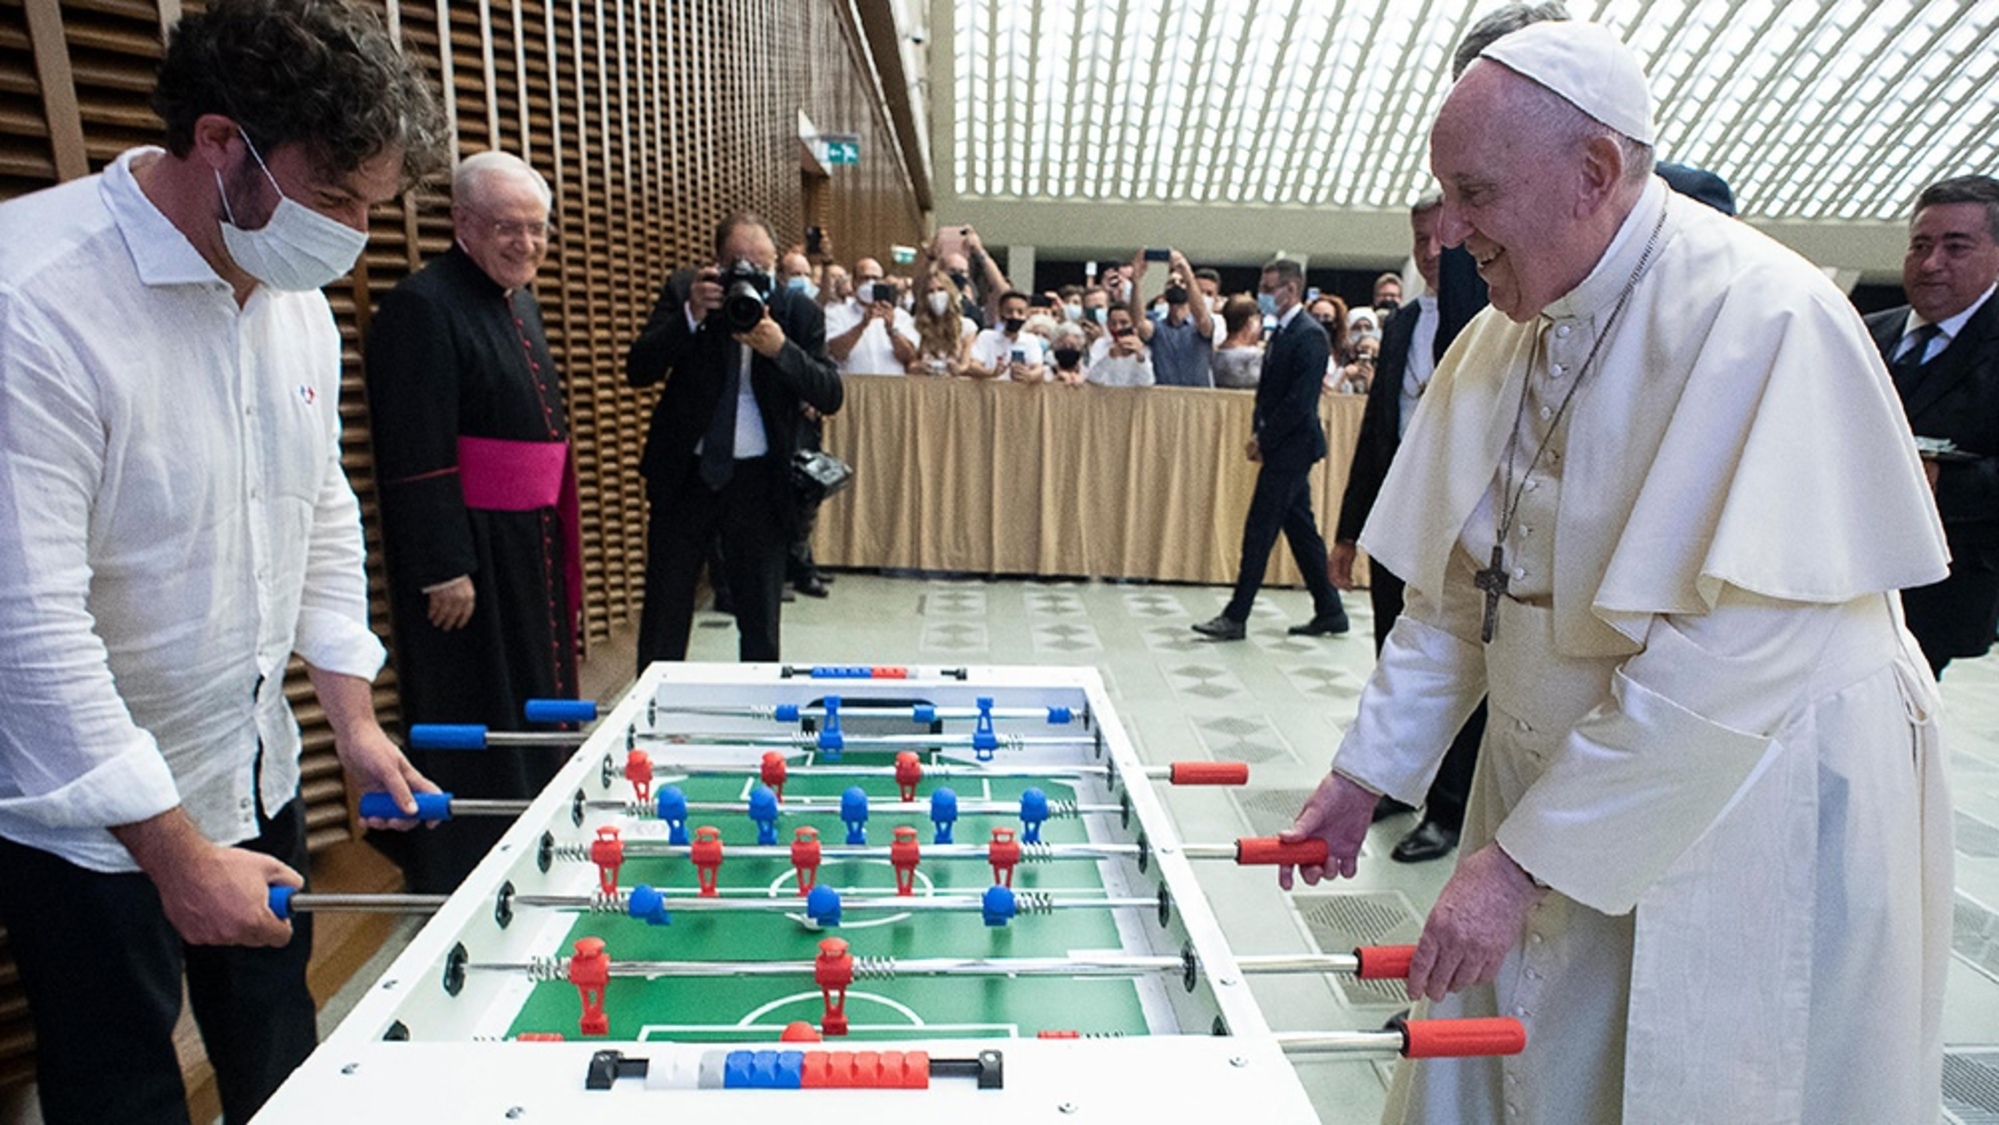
[256,664,1520,1122]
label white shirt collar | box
[1902,283,1995,342]
[101,147,230,290]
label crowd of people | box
[783,228,1409,396]
[0,1,1985,1124]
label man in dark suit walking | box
[1867,173,1999,676]
[1194,257,1349,640]
[627,213,843,667]
[1329,193,1488,863]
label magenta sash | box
[457,436,567,510]
[456,436,583,657]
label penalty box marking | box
[633,989,1018,1040]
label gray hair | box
[1451,3,1573,78]
[1913,174,1999,241]
[453,150,551,210]
[1412,190,1444,215]
[1501,65,1654,185]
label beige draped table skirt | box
[812,374,1370,586]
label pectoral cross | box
[1473,543,1508,643]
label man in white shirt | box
[824,257,918,375]
[965,290,1048,381]
[0,2,446,1121]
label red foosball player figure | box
[791,825,823,894]
[691,825,724,897]
[988,826,1021,887]
[890,826,921,896]
[761,751,789,801]
[624,749,653,803]
[590,825,624,896]
[894,751,922,801]
[569,937,610,1037]
[815,937,854,1037]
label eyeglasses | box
[467,207,553,242]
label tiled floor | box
[690,570,1999,1123]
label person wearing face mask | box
[964,291,1048,382]
[1047,323,1091,386]
[824,257,918,376]
[0,3,448,1121]
[1085,305,1155,387]
[361,151,581,896]
[1130,247,1216,388]
[909,268,978,376]
[779,250,820,303]
[627,213,843,667]
[1307,294,1353,367]
[1192,257,1350,641]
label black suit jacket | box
[1336,299,1424,543]
[1866,295,1999,569]
[1253,309,1330,472]
[625,269,844,514]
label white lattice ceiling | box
[948,0,1999,222]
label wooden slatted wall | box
[0,0,922,1094]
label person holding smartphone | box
[1085,305,1155,387]
[964,290,1046,381]
[1129,246,1215,387]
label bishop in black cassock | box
[364,153,578,893]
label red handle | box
[1233,837,1328,866]
[1398,1017,1526,1059]
[1168,761,1250,786]
[1353,944,1416,980]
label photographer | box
[1086,305,1155,387]
[626,213,842,667]
[824,256,918,376]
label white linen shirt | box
[823,298,918,376]
[0,147,385,872]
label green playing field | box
[506,759,1154,1041]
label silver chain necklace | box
[1473,201,1669,643]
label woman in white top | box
[908,268,977,376]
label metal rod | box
[511,893,1155,916]
[649,705,1078,724]
[643,761,1168,781]
[471,951,1366,981]
[586,798,1118,817]
[280,893,450,914]
[1274,1031,1410,1056]
[554,840,1140,862]
[638,732,1086,750]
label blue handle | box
[775,703,801,722]
[912,704,937,723]
[268,884,297,920]
[407,724,488,750]
[359,791,454,822]
[524,698,598,724]
[1046,706,1073,725]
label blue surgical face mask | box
[1256,293,1279,318]
[787,275,819,300]
[215,130,368,291]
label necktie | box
[699,344,740,490]
[1890,323,1942,396]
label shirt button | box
[1556,325,1572,338]
[1515,718,1532,733]
[1511,566,1525,580]
[1551,363,1566,376]
[1539,404,1553,420]
[1520,526,1532,538]
[1525,479,1539,491]
[1530,932,1544,944]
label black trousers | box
[639,456,787,668]
[1901,565,1999,678]
[0,798,316,1125]
[1370,563,1482,833]
[1223,463,1346,623]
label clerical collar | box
[1901,282,1995,342]
[1542,176,1669,324]
[446,240,512,298]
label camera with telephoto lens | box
[718,258,771,333]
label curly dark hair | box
[153,0,448,186]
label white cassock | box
[1336,176,1954,1125]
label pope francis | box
[1282,20,1954,1125]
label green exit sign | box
[823,135,860,166]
